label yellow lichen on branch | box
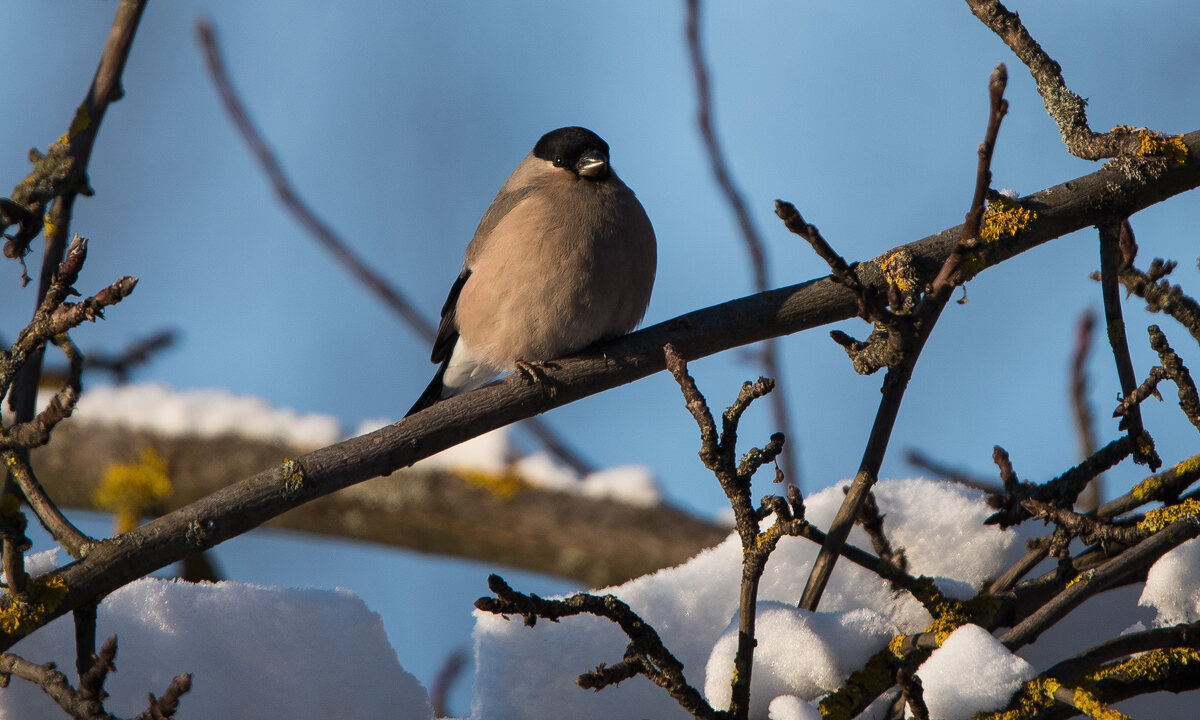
[93,447,173,533]
[981,195,1037,242]
[1112,125,1188,164]
[459,469,529,501]
[1137,497,1200,534]
[0,574,68,638]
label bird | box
[405,126,656,417]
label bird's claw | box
[514,360,559,386]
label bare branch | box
[195,20,432,340]
[903,449,1003,495]
[1113,325,1200,433]
[665,344,782,718]
[0,637,191,720]
[2,450,93,560]
[1099,220,1161,470]
[6,0,148,425]
[475,574,721,720]
[1116,243,1200,346]
[964,0,1144,160]
[999,516,1200,650]
[1069,309,1102,510]
[80,330,177,384]
[986,436,1134,527]
[895,666,929,720]
[775,200,889,322]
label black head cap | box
[532,127,610,178]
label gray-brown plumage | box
[406,127,656,416]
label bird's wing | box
[430,268,470,365]
[464,185,537,264]
[430,182,539,365]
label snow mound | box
[3,578,431,720]
[70,383,342,449]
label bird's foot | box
[514,359,559,387]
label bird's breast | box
[455,182,655,366]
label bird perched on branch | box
[406,126,657,417]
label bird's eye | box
[553,155,565,167]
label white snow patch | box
[2,578,431,720]
[414,427,513,475]
[68,383,342,450]
[351,416,393,438]
[704,602,892,716]
[1139,536,1200,626]
[768,694,822,720]
[0,548,61,585]
[416,426,662,506]
[914,623,1034,719]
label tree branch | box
[999,516,1200,650]
[475,574,722,720]
[5,0,147,424]
[1099,220,1161,470]
[964,0,1149,160]
[0,636,191,720]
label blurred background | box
[3,1,1199,713]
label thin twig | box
[896,666,929,720]
[195,19,597,476]
[475,574,721,720]
[1099,220,1161,470]
[1115,238,1200,346]
[81,329,177,384]
[1020,498,1146,547]
[685,0,798,491]
[1070,308,1102,510]
[985,435,1133,527]
[963,0,1138,160]
[775,200,888,322]
[428,648,468,720]
[73,605,100,685]
[3,335,83,452]
[0,639,191,720]
[903,449,1004,495]
[1,451,93,559]
[196,20,433,339]
[6,0,147,424]
[665,343,782,718]
[987,545,1049,595]
[1114,325,1200,433]
[993,445,1020,497]
[855,489,905,571]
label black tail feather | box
[405,362,449,417]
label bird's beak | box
[575,150,609,179]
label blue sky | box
[4,1,1199,708]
